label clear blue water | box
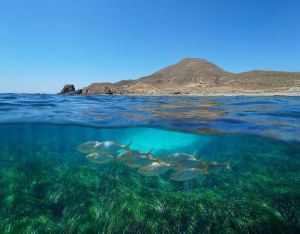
[1,94,300,142]
[0,94,300,233]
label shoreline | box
[59,92,300,97]
[1,92,300,96]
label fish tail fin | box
[199,155,205,161]
[124,141,133,151]
[203,163,210,174]
[224,162,231,170]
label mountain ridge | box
[60,58,300,95]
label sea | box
[0,93,299,233]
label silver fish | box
[172,158,203,170]
[85,152,114,164]
[165,152,195,164]
[207,162,231,173]
[138,162,171,176]
[77,141,100,154]
[117,148,153,161]
[170,168,204,181]
[124,155,155,168]
[95,141,132,154]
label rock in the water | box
[60,84,75,94]
[103,86,113,95]
[82,83,118,95]
[75,89,83,94]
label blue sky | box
[0,0,299,93]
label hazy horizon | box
[0,0,299,93]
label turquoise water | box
[0,94,300,233]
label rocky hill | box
[60,58,300,95]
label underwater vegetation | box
[0,124,300,233]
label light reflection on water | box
[0,94,299,143]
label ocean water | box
[0,94,300,233]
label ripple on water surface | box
[0,94,299,143]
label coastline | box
[59,92,300,97]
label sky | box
[0,0,299,93]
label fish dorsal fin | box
[124,141,133,150]
[224,162,232,170]
[203,162,210,174]
[146,148,153,156]
[124,141,133,151]
[192,151,197,159]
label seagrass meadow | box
[0,123,300,234]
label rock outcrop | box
[60,84,75,94]
[82,83,114,95]
[59,84,83,95]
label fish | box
[170,168,205,181]
[123,154,156,168]
[77,141,100,154]
[85,152,114,164]
[172,155,231,174]
[138,162,171,176]
[94,141,132,154]
[117,150,142,160]
[171,158,203,170]
[165,152,196,164]
[207,161,231,173]
[117,148,153,161]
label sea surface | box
[0,93,300,233]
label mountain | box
[138,58,231,86]
[60,58,300,95]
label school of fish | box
[77,140,231,181]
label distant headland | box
[60,58,300,96]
